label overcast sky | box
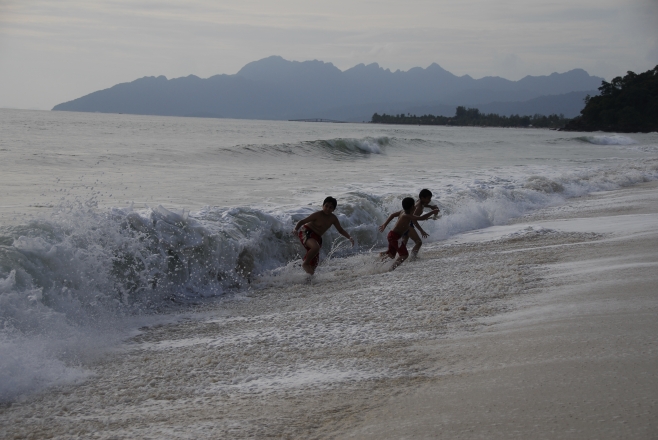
[1,0,656,110]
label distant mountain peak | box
[426,62,448,71]
[237,56,341,82]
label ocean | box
[1,109,657,431]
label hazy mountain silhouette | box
[52,56,603,121]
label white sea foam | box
[578,134,638,145]
[624,144,658,153]
[323,136,387,154]
[1,111,657,403]
[2,187,656,438]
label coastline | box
[1,181,657,438]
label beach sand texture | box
[344,181,658,439]
[1,182,656,439]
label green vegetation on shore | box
[371,107,571,128]
[563,65,658,132]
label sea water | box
[1,108,657,403]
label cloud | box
[637,0,658,65]
[0,0,656,109]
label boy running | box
[379,197,439,271]
[293,196,354,275]
[402,188,440,257]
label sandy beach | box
[1,181,657,439]
[342,181,658,439]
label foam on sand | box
[2,154,656,402]
[3,180,656,438]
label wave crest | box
[321,137,387,155]
[1,157,657,401]
[576,134,638,145]
[229,136,390,159]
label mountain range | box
[52,56,603,121]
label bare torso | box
[413,200,438,218]
[303,212,337,236]
[413,200,426,216]
[391,213,414,235]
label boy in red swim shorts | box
[379,197,439,271]
[293,197,355,275]
[401,188,440,258]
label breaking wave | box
[1,157,657,402]
[576,134,638,145]
[228,136,390,159]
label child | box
[293,196,355,275]
[379,197,439,271]
[401,188,440,257]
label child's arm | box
[419,204,439,215]
[410,208,439,222]
[293,212,319,232]
[378,211,401,232]
[415,222,429,238]
[333,218,355,246]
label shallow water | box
[0,108,657,403]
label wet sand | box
[341,181,658,439]
[1,182,657,439]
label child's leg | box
[382,232,400,260]
[408,228,422,256]
[389,240,409,271]
[380,251,394,260]
[389,255,408,271]
[302,238,320,275]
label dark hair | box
[323,196,337,208]
[419,189,432,199]
[402,197,415,212]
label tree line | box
[371,107,571,129]
[563,65,657,132]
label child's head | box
[402,197,415,213]
[322,196,337,213]
[419,188,432,204]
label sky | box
[0,0,656,110]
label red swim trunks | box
[386,230,409,258]
[298,226,323,268]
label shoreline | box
[339,180,658,439]
[1,181,657,438]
